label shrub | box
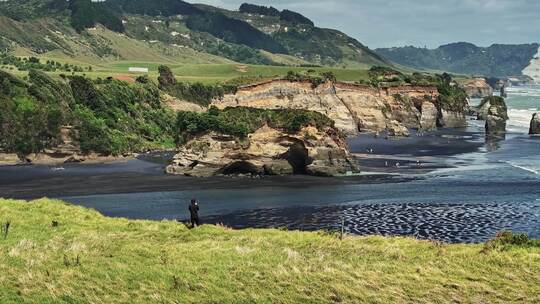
[239,3,280,16]
[0,71,175,156]
[436,75,468,112]
[280,9,314,26]
[158,66,237,107]
[175,106,334,144]
[482,231,540,252]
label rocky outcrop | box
[213,80,443,136]
[419,102,438,131]
[0,153,23,166]
[163,94,206,113]
[166,125,358,177]
[530,113,540,135]
[1,126,130,166]
[462,78,493,98]
[485,101,508,135]
[386,120,410,137]
[472,96,506,121]
[438,110,467,128]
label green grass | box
[2,60,371,85]
[1,198,539,303]
[94,62,371,84]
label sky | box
[189,0,540,49]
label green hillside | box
[376,42,540,77]
[0,198,539,303]
[0,0,388,68]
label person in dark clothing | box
[189,199,200,227]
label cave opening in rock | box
[286,142,311,174]
[220,161,260,175]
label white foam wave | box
[507,86,540,96]
[506,162,540,175]
[507,109,535,132]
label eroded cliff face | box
[166,125,357,177]
[462,78,493,99]
[523,47,540,84]
[0,126,130,165]
[212,80,455,136]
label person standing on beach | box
[189,199,200,228]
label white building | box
[128,67,149,73]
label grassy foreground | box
[1,199,539,303]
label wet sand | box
[0,167,415,200]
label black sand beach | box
[0,128,483,199]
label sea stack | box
[485,97,508,135]
[475,96,505,120]
[530,113,540,135]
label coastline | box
[0,127,484,199]
[0,152,136,167]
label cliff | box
[462,78,493,98]
[0,126,131,166]
[212,80,455,136]
[166,125,357,177]
[523,46,540,83]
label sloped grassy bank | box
[1,199,539,303]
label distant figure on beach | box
[189,199,200,227]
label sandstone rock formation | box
[166,125,358,177]
[438,109,467,128]
[485,100,508,135]
[212,80,448,136]
[386,120,410,137]
[473,96,506,121]
[462,78,493,99]
[0,153,23,166]
[530,113,540,135]
[11,126,128,165]
[419,102,438,131]
[163,94,206,113]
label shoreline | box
[0,128,485,199]
[0,152,136,167]
[0,170,415,200]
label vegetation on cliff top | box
[0,68,339,157]
[0,198,539,303]
[436,73,469,112]
[0,70,175,156]
[360,67,468,112]
[158,65,237,107]
[175,106,335,144]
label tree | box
[157,65,176,88]
[1,78,11,96]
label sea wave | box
[507,109,535,133]
[506,161,540,176]
[507,86,540,97]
